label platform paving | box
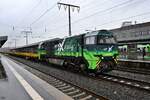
[0,54,73,100]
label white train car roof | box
[11,38,60,50]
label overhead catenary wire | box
[71,0,135,25]
[27,0,148,37]
[81,0,110,11]
[31,0,112,29]
[2,0,58,31]
[47,10,150,35]
[41,0,136,32]
[30,0,61,26]
[4,0,149,38]
[0,0,135,32]
[72,11,150,33]
[98,11,150,26]
[18,0,42,25]
[2,0,150,48]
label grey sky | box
[0,0,150,47]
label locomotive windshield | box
[98,36,116,44]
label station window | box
[140,32,142,36]
[146,31,149,35]
[142,31,145,35]
[148,31,150,35]
[106,38,115,43]
[135,32,139,37]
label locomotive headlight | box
[99,55,103,60]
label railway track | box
[99,74,150,92]
[6,55,150,100]
[7,56,107,100]
[115,66,150,75]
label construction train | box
[8,30,119,73]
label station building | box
[111,22,150,59]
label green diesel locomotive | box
[11,30,119,73]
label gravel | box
[8,56,150,100]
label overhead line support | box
[57,2,80,36]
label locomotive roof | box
[12,38,60,49]
[85,30,113,37]
[62,33,85,39]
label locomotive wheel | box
[80,64,86,71]
[63,61,68,67]
[80,64,88,74]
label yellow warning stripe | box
[13,52,38,58]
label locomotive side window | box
[98,37,116,44]
[105,38,115,43]
[85,36,95,44]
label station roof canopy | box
[0,36,8,48]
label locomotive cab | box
[84,30,118,73]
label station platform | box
[118,58,150,63]
[0,54,73,100]
[117,55,150,70]
[118,55,150,63]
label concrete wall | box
[111,22,150,43]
